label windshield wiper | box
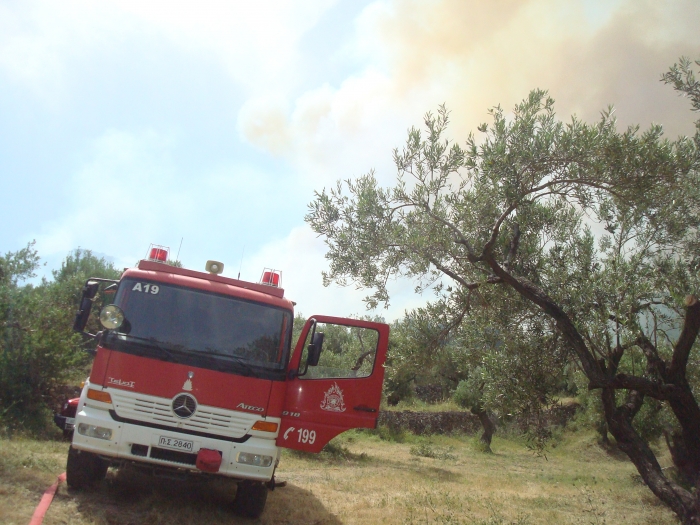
[106,335,264,375]
[198,350,258,375]
[157,344,258,375]
[111,334,181,363]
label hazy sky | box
[1,0,699,321]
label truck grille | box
[109,390,257,439]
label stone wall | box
[378,404,579,435]
[379,410,481,435]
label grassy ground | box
[381,396,579,413]
[0,430,677,524]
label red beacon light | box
[146,244,169,263]
[260,268,281,287]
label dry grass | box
[0,436,68,525]
[0,430,678,524]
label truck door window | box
[299,323,379,380]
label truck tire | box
[66,446,108,489]
[233,480,268,518]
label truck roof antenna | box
[175,237,183,264]
[237,247,245,280]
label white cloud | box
[115,0,339,91]
[0,0,339,105]
[238,67,409,189]
[0,1,123,105]
[239,224,366,317]
[33,128,186,267]
[31,126,310,282]
[239,224,428,321]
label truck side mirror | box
[306,332,324,367]
[73,281,100,333]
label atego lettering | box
[237,402,264,412]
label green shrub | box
[453,377,482,412]
[0,245,119,433]
[409,441,457,460]
[372,424,408,443]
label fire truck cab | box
[69,249,388,518]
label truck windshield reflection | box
[104,278,292,378]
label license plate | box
[65,417,75,429]
[158,436,194,452]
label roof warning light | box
[147,244,169,263]
[260,269,281,287]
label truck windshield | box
[103,278,292,380]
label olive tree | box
[387,281,571,451]
[384,304,471,406]
[307,60,700,523]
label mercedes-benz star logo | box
[172,393,197,419]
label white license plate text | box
[158,436,193,452]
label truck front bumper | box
[53,414,75,432]
[72,405,279,481]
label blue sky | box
[1,0,699,320]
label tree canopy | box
[0,245,120,432]
[307,58,700,523]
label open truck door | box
[277,315,388,452]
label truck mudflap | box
[276,315,389,452]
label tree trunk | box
[601,387,699,524]
[484,255,700,523]
[473,409,495,452]
[666,300,700,488]
[666,383,700,487]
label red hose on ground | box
[29,472,66,525]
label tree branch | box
[483,254,604,384]
[1,321,33,332]
[527,176,622,199]
[668,296,700,381]
[483,202,518,257]
[420,203,480,261]
[505,223,520,272]
[604,374,680,400]
[425,255,474,290]
[636,335,668,381]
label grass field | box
[0,429,678,524]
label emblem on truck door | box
[320,382,346,412]
[182,371,194,391]
[172,394,197,418]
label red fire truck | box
[69,247,388,518]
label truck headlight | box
[236,452,273,467]
[77,423,113,440]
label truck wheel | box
[96,456,109,481]
[233,480,268,518]
[66,446,108,489]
